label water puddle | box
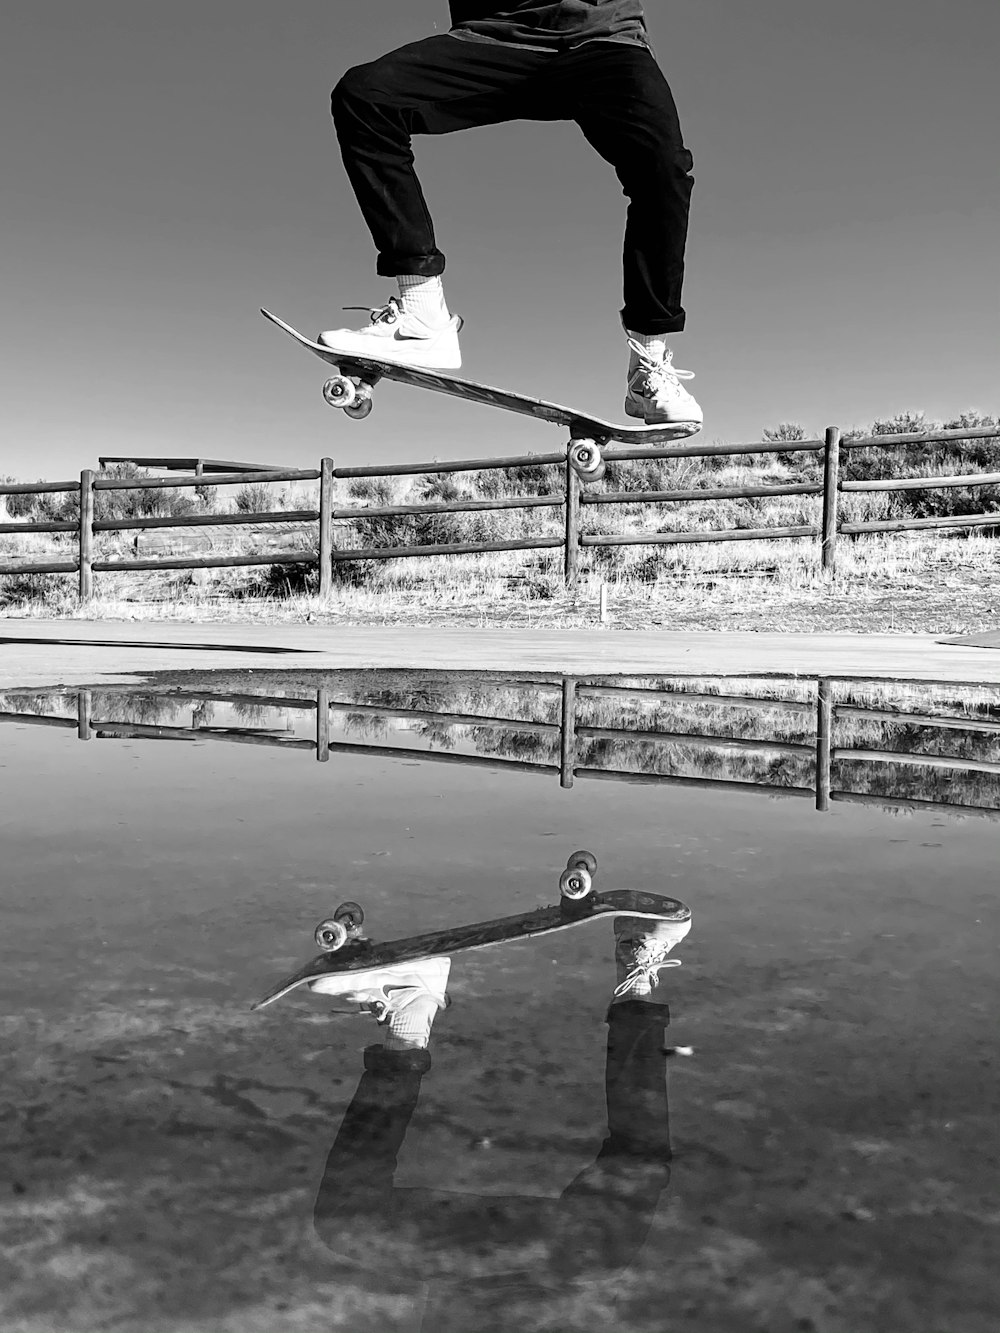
[2,670,998,1331]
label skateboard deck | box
[252,887,691,1010]
[260,308,702,446]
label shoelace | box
[342,297,401,326]
[627,338,695,393]
[613,950,682,998]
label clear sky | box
[3,0,997,478]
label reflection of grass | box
[330,676,1000,811]
[5,675,998,814]
[230,700,275,728]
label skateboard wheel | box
[568,439,603,477]
[559,865,593,900]
[585,461,606,483]
[322,376,357,410]
[333,901,364,932]
[314,918,349,952]
[566,849,598,875]
[344,395,373,420]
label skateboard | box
[252,850,691,1010]
[261,308,701,480]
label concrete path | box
[3,619,1000,689]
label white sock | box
[382,994,441,1051]
[626,330,670,373]
[397,275,450,326]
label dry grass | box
[2,531,999,637]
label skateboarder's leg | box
[567,45,693,336]
[332,36,548,277]
[563,45,702,423]
[327,35,549,364]
[313,1044,429,1250]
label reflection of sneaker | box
[308,955,450,1017]
[318,298,463,369]
[625,340,702,425]
[612,914,692,1002]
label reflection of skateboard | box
[260,309,701,480]
[252,850,691,1010]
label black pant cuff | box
[376,254,447,279]
[621,310,686,336]
[363,1043,432,1074]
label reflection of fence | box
[3,424,1000,601]
[3,677,1000,820]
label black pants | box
[331,36,694,335]
[313,1001,673,1315]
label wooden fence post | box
[77,690,92,741]
[319,457,334,600]
[560,676,576,788]
[79,469,94,602]
[821,426,841,573]
[316,686,330,762]
[816,676,832,810]
[564,456,580,589]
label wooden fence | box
[2,424,999,601]
[3,675,999,820]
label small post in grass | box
[319,457,335,601]
[564,454,581,590]
[815,676,833,810]
[560,676,577,788]
[316,686,330,762]
[78,469,94,602]
[821,426,841,574]
[77,690,92,741]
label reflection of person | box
[319,2,702,426]
[310,911,691,1328]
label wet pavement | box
[2,670,998,1332]
[4,620,1000,689]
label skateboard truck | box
[322,372,376,420]
[566,439,606,482]
[558,848,598,899]
[313,899,366,952]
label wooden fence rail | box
[2,424,999,600]
[3,674,999,819]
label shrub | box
[343,478,422,550]
[3,485,38,520]
[26,463,201,524]
[840,412,1000,520]
[234,482,273,514]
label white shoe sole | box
[317,339,462,372]
[318,318,463,372]
[308,955,452,1005]
[625,398,703,427]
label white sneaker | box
[612,914,692,1001]
[318,297,463,370]
[307,955,451,1028]
[625,339,703,426]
